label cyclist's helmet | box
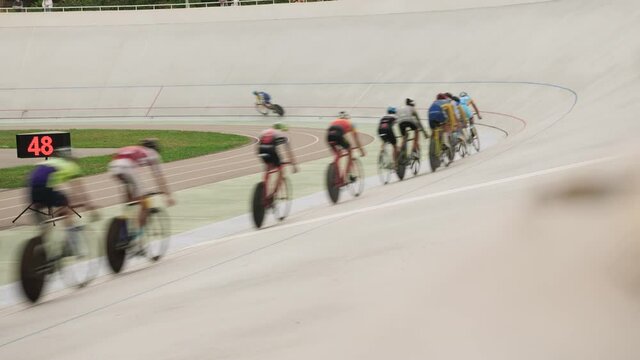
[338,111,350,119]
[459,91,468,98]
[253,91,259,95]
[436,93,448,100]
[273,122,288,131]
[140,138,160,153]
[406,98,415,106]
[387,106,397,114]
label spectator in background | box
[42,0,53,12]
[12,0,24,12]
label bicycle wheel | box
[272,104,285,117]
[410,150,421,176]
[395,145,407,180]
[273,177,292,221]
[255,103,269,116]
[377,146,393,185]
[429,138,440,172]
[19,236,47,303]
[471,127,481,152]
[252,182,266,228]
[347,158,365,198]
[456,135,468,158]
[446,134,456,165]
[59,227,98,288]
[106,217,127,273]
[326,162,341,204]
[142,208,170,262]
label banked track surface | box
[0,0,639,359]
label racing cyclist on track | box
[378,106,399,165]
[108,139,174,244]
[327,111,366,159]
[459,91,483,138]
[257,122,299,174]
[397,98,428,158]
[253,91,272,109]
[27,147,95,241]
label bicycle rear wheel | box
[142,208,170,262]
[19,236,47,303]
[456,135,468,158]
[59,227,98,288]
[106,217,127,273]
[347,158,365,198]
[255,103,269,116]
[429,138,440,172]
[273,177,292,221]
[326,162,341,204]
[272,104,285,116]
[377,146,393,185]
[252,181,266,228]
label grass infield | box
[0,129,250,189]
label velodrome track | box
[0,124,343,229]
[1,0,640,359]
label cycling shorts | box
[30,186,68,208]
[327,125,350,150]
[378,124,396,145]
[399,121,418,136]
[258,144,281,167]
[109,158,141,199]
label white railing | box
[1,0,332,13]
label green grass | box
[0,129,250,189]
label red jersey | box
[330,118,354,133]
[113,146,160,167]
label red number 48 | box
[27,136,54,157]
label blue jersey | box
[259,92,271,103]
[459,95,473,119]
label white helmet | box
[338,111,350,119]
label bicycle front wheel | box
[377,146,393,185]
[255,103,269,116]
[19,236,47,303]
[142,208,171,262]
[347,158,365,198]
[273,177,292,221]
[326,162,341,204]
[471,127,481,152]
[429,138,440,172]
[59,227,99,289]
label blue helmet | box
[387,106,397,114]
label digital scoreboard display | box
[15,131,71,158]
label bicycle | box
[252,157,292,228]
[255,102,285,117]
[326,147,364,204]
[396,133,422,180]
[468,114,481,152]
[105,192,170,274]
[19,211,99,303]
[428,126,455,172]
[377,142,395,185]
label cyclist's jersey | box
[113,146,161,167]
[428,100,454,123]
[378,114,397,129]
[257,92,271,104]
[29,158,82,188]
[330,118,355,133]
[397,105,420,125]
[459,95,474,119]
[259,129,288,146]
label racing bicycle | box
[19,212,99,303]
[252,157,292,228]
[377,142,395,185]
[106,192,170,274]
[255,102,285,117]
[396,134,421,180]
[326,147,364,204]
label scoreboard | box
[15,131,71,158]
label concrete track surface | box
[1,1,640,359]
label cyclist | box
[428,94,457,149]
[108,139,174,244]
[253,91,272,108]
[459,91,483,138]
[397,98,427,157]
[327,111,366,158]
[27,147,95,238]
[377,106,399,163]
[257,122,299,174]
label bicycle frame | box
[330,146,355,188]
[261,161,289,207]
